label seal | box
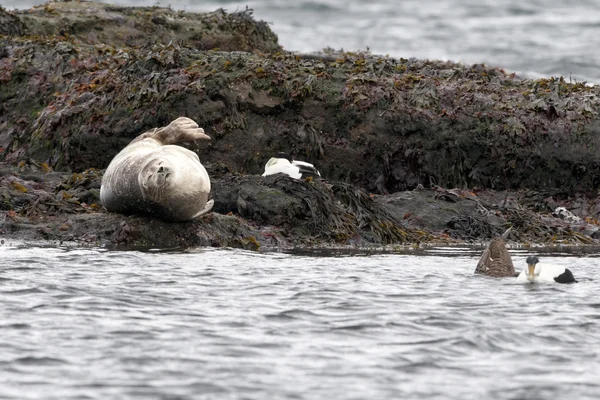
[100,117,214,221]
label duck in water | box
[474,227,516,277]
[516,256,577,284]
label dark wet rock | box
[0,164,271,249]
[1,162,599,248]
[212,173,424,245]
[378,188,511,241]
[0,163,423,248]
[378,189,483,233]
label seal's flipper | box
[134,117,211,145]
[157,117,211,144]
[192,199,214,219]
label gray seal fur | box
[100,117,214,221]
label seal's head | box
[138,150,210,220]
[140,159,172,197]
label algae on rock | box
[2,1,600,248]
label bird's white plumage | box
[516,262,570,284]
[291,160,318,170]
[262,157,320,179]
[262,157,302,179]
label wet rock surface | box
[2,162,598,248]
[2,1,600,249]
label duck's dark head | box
[525,255,539,281]
[275,152,293,162]
[526,256,539,265]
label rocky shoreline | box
[2,1,600,249]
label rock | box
[1,161,599,247]
[10,2,281,53]
[2,1,600,248]
[3,30,600,195]
[0,8,26,36]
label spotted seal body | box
[100,117,213,221]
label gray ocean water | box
[3,0,600,83]
[2,0,600,398]
[1,245,599,399]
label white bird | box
[262,152,321,180]
[516,256,577,284]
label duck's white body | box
[262,157,321,179]
[516,259,576,284]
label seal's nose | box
[156,165,172,177]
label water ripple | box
[0,246,599,399]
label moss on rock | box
[2,1,600,248]
[11,1,280,52]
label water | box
[3,0,600,83]
[1,245,599,399]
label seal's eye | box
[158,166,164,173]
